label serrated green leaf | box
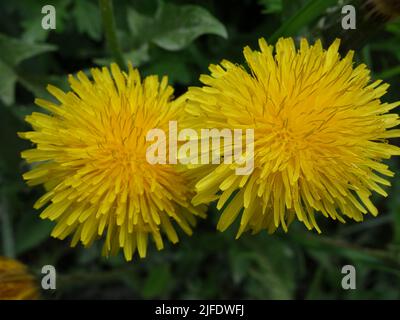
[127,1,228,51]
[0,34,56,105]
[152,2,228,51]
[127,7,153,40]
[0,34,55,66]
[94,44,150,68]
[73,0,101,41]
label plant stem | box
[99,0,126,69]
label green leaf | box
[127,1,228,51]
[0,34,55,67]
[17,0,71,42]
[152,1,228,51]
[0,34,56,105]
[21,15,49,43]
[94,44,150,68]
[8,104,37,122]
[17,73,69,101]
[258,0,283,14]
[126,6,153,42]
[143,53,192,84]
[269,0,337,43]
[73,0,101,41]
[0,60,17,106]
[124,46,151,67]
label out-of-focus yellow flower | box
[19,63,205,261]
[185,37,400,237]
[0,257,39,300]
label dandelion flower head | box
[0,257,39,300]
[185,37,400,237]
[20,63,205,260]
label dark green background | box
[0,0,400,299]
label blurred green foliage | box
[0,0,400,299]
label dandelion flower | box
[19,63,205,260]
[185,37,400,237]
[0,257,39,300]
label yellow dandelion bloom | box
[185,37,400,237]
[19,63,205,261]
[0,257,39,300]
